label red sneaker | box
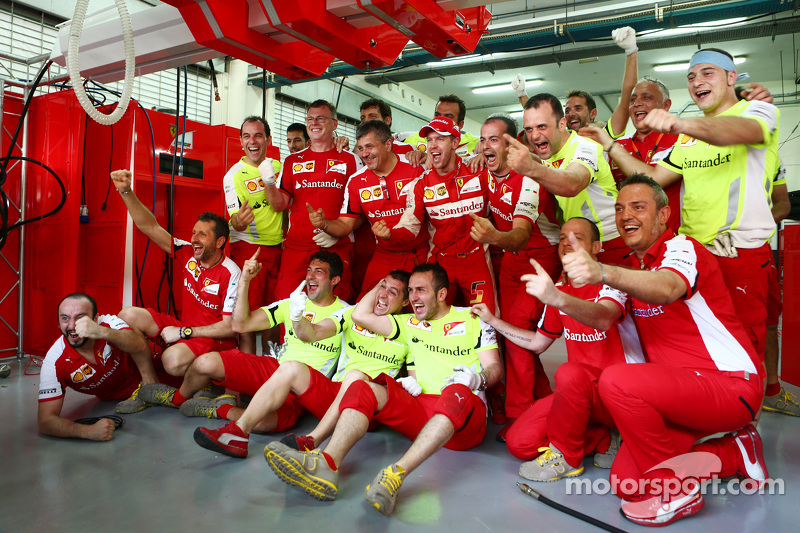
[621,483,704,527]
[733,424,768,488]
[280,433,315,452]
[194,420,249,458]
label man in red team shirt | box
[264,99,362,302]
[38,293,158,440]
[468,114,561,438]
[400,116,496,310]
[564,174,766,527]
[473,217,644,477]
[308,120,428,300]
[109,170,240,391]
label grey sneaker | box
[593,429,621,469]
[193,383,226,399]
[519,443,584,482]
[138,383,178,407]
[264,442,339,501]
[762,387,800,417]
[364,464,406,516]
[180,395,238,418]
[115,383,150,414]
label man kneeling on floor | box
[264,263,502,517]
[471,216,644,480]
[565,175,767,527]
[193,271,413,457]
[137,251,348,437]
[38,293,170,441]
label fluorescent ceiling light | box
[426,52,511,68]
[640,17,747,39]
[509,111,524,119]
[473,80,543,94]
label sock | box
[765,383,781,397]
[321,451,338,471]
[172,389,190,406]
[216,403,234,420]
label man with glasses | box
[264,100,363,302]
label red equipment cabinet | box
[779,222,799,386]
[11,89,241,356]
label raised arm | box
[607,27,638,137]
[351,281,394,337]
[521,257,623,331]
[640,108,766,147]
[231,250,273,333]
[504,134,591,197]
[110,170,172,253]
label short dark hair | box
[309,251,343,281]
[437,94,466,124]
[197,212,229,248]
[240,116,270,138]
[619,173,669,210]
[307,99,337,119]
[412,263,449,294]
[356,120,392,144]
[386,270,411,299]
[484,113,518,138]
[566,89,597,112]
[565,216,600,243]
[59,293,98,317]
[287,122,309,141]
[524,93,565,121]
[360,98,392,120]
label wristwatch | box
[180,326,193,339]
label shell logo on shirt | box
[360,188,373,201]
[186,259,202,280]
[417,143,427,152]
[407,317,432,331]
[351,323,377,338]
[678,134,697,147]
[245,176,265,192]
[293,161,315,173]
[71,364,94,383]
[424,188,435,200]
[443,321,466,336]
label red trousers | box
[433,250,496,313]
[357,246,429,301]
[598,363,762,500]
[506,362,612,464]
[340,374,487,451]
[499,250,560,418]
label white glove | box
[265,340,286,359]
[397,376,422,397]
[289,280,308,321]
[511,73,527,98]
[443,364,482,391]
[312,230,338,248]
[612,26,637,55]
[706,233,738,258]
[258,158,276,186]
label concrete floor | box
[2,339,798,533]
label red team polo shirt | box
[487,170,560,253]
[38,315,141,402]
[627,230,761,376]
[404,161,490,256]
[610,130,682,232]
[538,282,645,369]
[172,239,239,325]
[278,147,362,251]
[340,159,427,253]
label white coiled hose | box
[67,0,135,125]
